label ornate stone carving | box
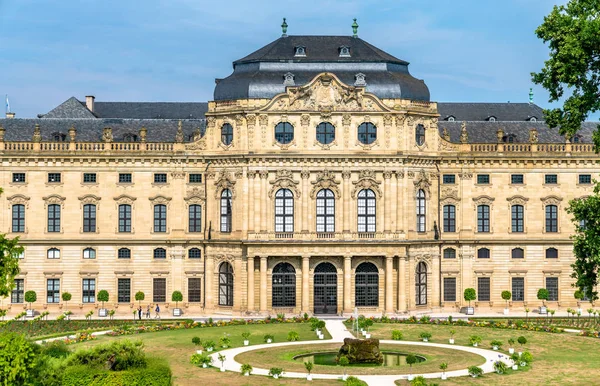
[149,195,172,205]
[301,169,311,180]
[383,171,393,179]
[440,188,459,203]
[442,127,450,141]
[407,171,415,178]
[352,170,382,198]
[205,171,216,180]
[185,187,205,203]
[102,127,113,143]
[259,170,269,179]
[171,171,186,179]
[206,116,216,128]
[68,127,76,142]
[259,114,268,126]
[32,124,41,143]
[395,115,406,127]
[507,195,529,206]
[185,135,206,150]
[233,169,243,179]
[7,194,30,208]
[496,128,505,143]
[214,171,237,198]
[310,171,341,198]
[139,127,147,143]
[269,170,300,198]
[540,195,563,206]
[342,170,351,180]
[472,195,495,206]
[459,173,473,180]
[383,115,393,127]
[78,194,101,205]
[438,139,459,151]
[0,126,5,142]
[247,170,257,179]
[286,74,366,112]
[413,169,431,196]
[459,122,468,144]
[113,195,136,205]
[235,114,245,127]
[246,114,257,126]
[43,194,66,206]
[395,171,404,179]
[300,114,310,127]
[529,128,539,144]
[342,114,351,126]
[175,120,184,143]
[354,72,366,87]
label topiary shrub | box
[391,330,403,340]
[97,290,109,309]
[464,288,476,307]
[171,291,183,308]
[344,376,368,386]
[287,331,299,341]
[62,357,171,386]
[66,340,147,371]
[25,291,37,309]
[135,291,145,307]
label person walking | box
[146,304,151,319]
[137,306,142,320]
[154,304,161,319]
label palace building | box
[1,26,598,317]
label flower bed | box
[63,331,98,345]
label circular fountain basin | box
[293,351,426,367]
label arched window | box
[477,248,490,259]
[189,248,201,259]
[154,204,167,233]
[357,122,377,145]
[118,248,131,259]
[12,204,25,233]
[221,123,233,145]
[416,189,426,232]
[415,262,427,305]
[275,122,294,144]
[316,122,335,145]
[477,205,490,232]
[83,204,96,233]
[220,189,232,233]
[545,205,558,232]
[51,132,67,142]
[546,248,558,259]
[357,189,376,233]
[47,204,61,233]
[218,262,233,306]
[355,262,379,307]
[443,248,456,259]
[153,248,166,259]
[415,124,425,146]
[272,262,296,307]
[122,133,138,142]
[188,204,201,233]
[511,205,524,232]
[443,204,456,232]
[83,248,96,259]
[275,189,294,233]
[511,248,524,259]
[316,189,335,233]
[47,248,60,259]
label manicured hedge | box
[62,358,171,386]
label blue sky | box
[2,0,594,120]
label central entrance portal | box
[314,262,337,314]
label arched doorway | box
[314,262,337,314]
[272,262,296,307]
[355,262,379,307]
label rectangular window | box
[546,277,559,301]
[83,173,97,183]
[47,204,61,232]
[118,204,131,233]
[477,205,490,233]
[188,278,201,302]
[512,277,524,302]
[545,205,558,233]
[477,277,490,301]
[545,174,557,184]
[477,174,490,184]
[83,204,96,233]
[188,205,202,233]
[82,279,96,303]
[442,174,456,184]
[48,173,61,183]
[154,205,167,233]
[12,173,26,183]
[443,205,456,232]
[118,278,131,303]
[154,173,167,184]
[511,205,524,233]
[443,278,456,302]
[12,204,25,233]
[153,278,166,303]
[118,173,132,183]
[189,174,202,184]
[511,174,524,184]
[579,174,592,184]
[11,279,24,303]
[47,279,60,303]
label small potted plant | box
[419,331,432,342]
[240,363,253,376]
[305,361,314,381]
[203,339,215,352]
[220,334,231,348]
[62,292,72,313]
[192,336,202,354]
[468,365,483,378]
[517,336,527,356]
[97,290,109,317]
[339,355,349,381]
[537,288,549,314]
[449,329,456,344]
[242,331,251,346]
[364,319,373,338]
[464,288,476,315]
[469,335,482,347]
[172,291,183,316]
[501,290,511,315]
[507,338,515,354]
[520,351,533,367]
[269,367,284,379]
[440,362,448,380]
[218,353,226,372]
[490,339,502,351]
[406,354,417,381]
[287,331,299,341]
[574,290,584,314]
[200,354,212,368]
[317,320,326,338]
[25,290,36,317]
[510,353,520,370]
[493,360,507,374]
[264,334,274,343]
[392,330,403,340]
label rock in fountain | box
[337,337,384,365]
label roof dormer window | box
[447,116,455,122]
[339,46,351,57]
[123,133,138,142]
[354,73,366,87]
[502,134,516,143]
[52,132,67,142]
[294,46,306,57]
[528,116,537,122]
[487,116,497,122]
[283,72,295,86]
[572,135,581,143]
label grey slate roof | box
[43,97,97,119]
[93,102,208,120]
[438,121,598,144]
[0,118,205,143]
[437,102,545,122]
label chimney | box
[6,112,15,119]
[85,95,95,112]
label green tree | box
[537,288,549,305]
[464,288,476,307]
[97,290,109,309]
[532,0,600,145]
[171,291,183,308]
[135,291,145,307]
[0,333,39,385]
[501,290,512,308]
[25,291,37,310]
[61,292,72,311]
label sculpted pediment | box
[258,73,390,113]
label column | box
[260,171,268,232]
[234,257,243,312]
[398,255,407,312]
[302,256,310,313]
[384,172,392,233]
[385,255,394,313]
[247,256,255,311]
[343,255,352,313]
[391,172,398,233]
[432,252,441,307]
[205,254,214,310]
[301,170,309,233]
[260,256,267,312]
[248,172,256,233]
[396,172,404,233]
[342,171,351,233]
[254,173,261,232]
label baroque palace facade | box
[1,31,598,317]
